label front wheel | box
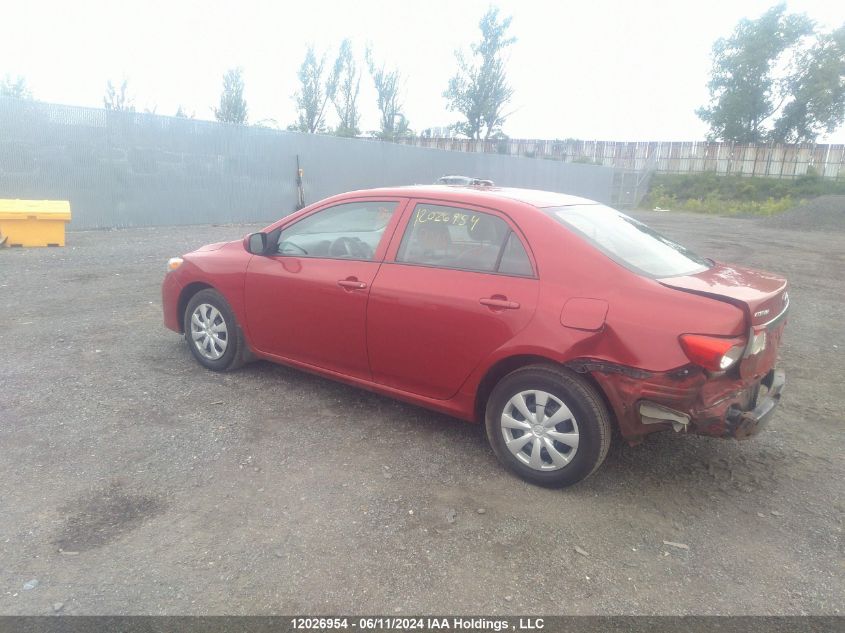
[485,365,612,487]
[184,288,245,371]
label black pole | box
[295,154,305,210]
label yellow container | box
[0,199,72,247]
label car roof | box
[338,185,599,209]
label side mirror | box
[245,232,267,255]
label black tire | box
[485,364,612,487]
[183,288,245,372]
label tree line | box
[0,6,515,142]
[214,5,517,141]
[2,3,843,144]
[698,3,844,143]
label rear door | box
[366,200,539,399]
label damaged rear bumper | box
[585,362,786,441]
[723,369,785,438]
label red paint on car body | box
[560,298,609,332]
[162,185,788,441]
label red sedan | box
[162,184,788,487]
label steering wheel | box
[329,237,373,260]
[278,240,308,255]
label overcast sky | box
[4,0,845,142]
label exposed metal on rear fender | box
[567,358,651,379]
[639,401,690,431]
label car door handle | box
[338,279,368,290]
[479,297,520,310]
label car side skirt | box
[251,348,478,422]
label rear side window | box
[546,204,711,278]
[397,204,532,276]
[499,232,533,276]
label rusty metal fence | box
[401,138,845,180]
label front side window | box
[276,201,397,260]
[397,204,531,275]
[546,204,711,278]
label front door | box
[244,199,404,380]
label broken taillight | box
[679,334,746,372]
[748,327,767,355]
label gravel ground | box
[1,212,843,615]
[766,195,845,232]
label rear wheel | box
[485,365,611,487]
[184,289,245,371]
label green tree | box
[771,25,845,142]
[443,6,516,140]
[0,75,32,99]
[291,46,337,133]
[214,68,248,124]
[331,39,361,137]
[700,7,845,144]
[366,46,409,140]
[104,79,135,111]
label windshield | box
[546,204,711,278]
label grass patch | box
[641,171,845,216]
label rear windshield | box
[546,204,711,278]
